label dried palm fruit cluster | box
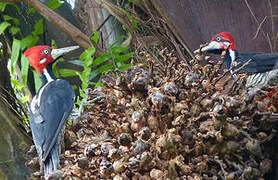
[27,49,278,179]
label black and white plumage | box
[194,32,278,88]
[29,79,75,176]
[24,45,78,179]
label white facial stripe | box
[40,58,47,64]
[229,50,236,62]
[30,96,38,114]
[43,68,54,82]
[37,81,52,106]
[229,50,236,75]
[223,42,231,47]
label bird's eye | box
[43,49,50,55]
[215,36,222,42]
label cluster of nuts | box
[27,48,278,179]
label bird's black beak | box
[51,46,79,60]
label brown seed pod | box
[139,127,152,141]
[54,39,278,178]
[147,115,159,132]
[200,98,213,110]
[222,123,240,138]
[246,140,262,157]
[150,169,164,179]
[163,82,179,96]
[118,133,132,146]
[77,157,89,169]
[113,158,126,173]
[100,160,113,178]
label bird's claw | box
[45,170,63,180]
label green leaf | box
[95,64,114,73]
[91,30,99,43]
[80,46,95,61]
[72,85,77,90]
[132,16,140,31]
[75,71,87,84]
[124,10,132,21]
[82,67,91,78]
[0,21,10,35]
[111,46,129,54]
[10,26,20,35]
[93,53,111,67]
[79,87,86,99]
[33,19,44,35]
[115,52,135,63]
[80,70,89,90]
[4,15,20,26]
[10,38,21,75]
[28,0,62,13]
[84,56,93,68]
[20,96,30,103]
[68,60,84,67]
[76,95,81,106]
[10,78,24,90]
[95,79,103,87]
[51,39,58,49]
[27,8,36,14]
[0,2,19,12]
[0,2,7,11]
[46,0,63,10]
[9,3,20,12]
[89,72,99,81]
[81,82,88,91]
[59,68,81,77]
[52,58,64,77]
[21,34,39,49]
[67,120,72,125]
[122,25,127,31]
[20,55,29,86]
[111,35,126,46]
[80,46,95,68]
[32,70,42,93]
[118,64,133,72]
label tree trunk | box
[0,36,32,179]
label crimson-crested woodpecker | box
[194,32,278,88]
[24,45,79,178]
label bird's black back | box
[29,79,75,161]
[231,51,278,74]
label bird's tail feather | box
[44,143,60,179]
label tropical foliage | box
[0,1,134,121]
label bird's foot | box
[30,171,42,180]
[45,170,63,180]
[25,156,40,171]
[27,145,37,157]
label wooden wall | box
[155,0,278,53]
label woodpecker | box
[24,45,79,179]
[194,32,278,88]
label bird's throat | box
[40,67,56,86]
[43,69,54,82]
[229,50,236,62]
[225,50,237,69]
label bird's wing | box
[29,79,75,161]
[236,52,278,74]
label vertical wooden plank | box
[154,0,278,53]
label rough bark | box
[0,101,32,180]
[0,36,32,180]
